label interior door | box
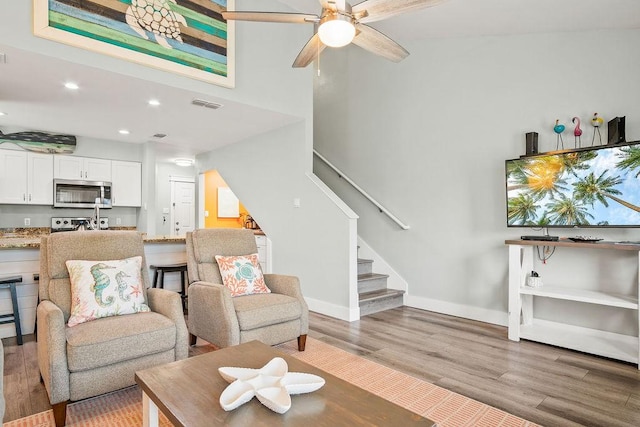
[170,179,195,236]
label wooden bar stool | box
[0,275,23,345]
[150,263,188,311]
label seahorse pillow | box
[65,256,150,327]
[214,253,270,297]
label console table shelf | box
[519,285,638,309]
[506,239,640,368]
[520,320,638,364]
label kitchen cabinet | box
[54,155,111,181]
[0,150,53,205]
[111,160,141,207]
[255,235,271,273]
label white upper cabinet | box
[111,160,142,207]
[0,150,53,205]
[54,155,111,181]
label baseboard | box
[305,297,360,322]
[405,295,508,326]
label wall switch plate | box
[204,210,209,217]
[293,198,301,208]
[116,217,122,225]
[162,207,170,214]
[24,218,31,226]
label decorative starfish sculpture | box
[218,357,325,414]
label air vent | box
[152,133,167,139]
[191,98,223,110]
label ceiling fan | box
[222,0,446,68]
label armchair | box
[186,229,308,351]
[38,231,188,427]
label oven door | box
[54,179,112,208]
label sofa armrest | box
[264,274,303,299]
[187,281,240,348]
[146,288,189,360]
[264,274,309,334]
[37,300,70,405]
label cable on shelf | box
[536,245,556,263]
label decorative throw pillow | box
[66,256,150,327]
[215,253,270,297]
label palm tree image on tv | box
[506,144,640,227]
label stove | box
[51,217,109,232]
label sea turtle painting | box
[125,0,188,49]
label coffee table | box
[135,340,436,426]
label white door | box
[170,179,195,236]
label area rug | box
[4,337,539,426]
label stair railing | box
[313,149,410,230]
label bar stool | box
[150,263,188,311]
[0,275,23,345]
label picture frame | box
[217,187,239,218]
[32,0,235,88]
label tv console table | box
[505,239,639,368]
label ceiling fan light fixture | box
[318,13,355,48]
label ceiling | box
[1,0,639,162]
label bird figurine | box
[572,117,583,148]
[554,119,566,150]
[591,112,604,145]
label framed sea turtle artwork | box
[32,0,235,88]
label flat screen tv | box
[506,142,640,227]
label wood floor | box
[3,307,640,426]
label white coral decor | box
[218,357,325,414]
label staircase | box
[358,258,404,316]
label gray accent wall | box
[314,29,640,327]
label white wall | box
[199,122,359,320]
[314,29,640,327]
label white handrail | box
[313,149,410,230]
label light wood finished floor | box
[3,307,640,426]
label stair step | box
[357,272,389,293]
[357,258,373,275]
[359,289,404,316]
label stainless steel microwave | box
[53,179,112,209]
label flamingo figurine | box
[591,112,604,146]
[554,119,566,150]
[572,117,583,148]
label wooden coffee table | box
[135,340,435,426]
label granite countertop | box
[0,227,264,249]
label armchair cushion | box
[66,256,150,327]
[234,293,304,331]
[215,253,270,297]
[66,312,177,372]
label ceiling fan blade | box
[222,11,319,24]
[352,23,409,62]
[352,0,446,23]
[292,33,326,68]
[318,0,334,10]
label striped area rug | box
[4,338,538,426]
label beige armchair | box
[186,229,308,351]
[38,231,188,427]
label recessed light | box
[119,129,130,135]
[148,99,160,106]
[0,112,6,116]
[64,82,79,90]
[174,158,194,167]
